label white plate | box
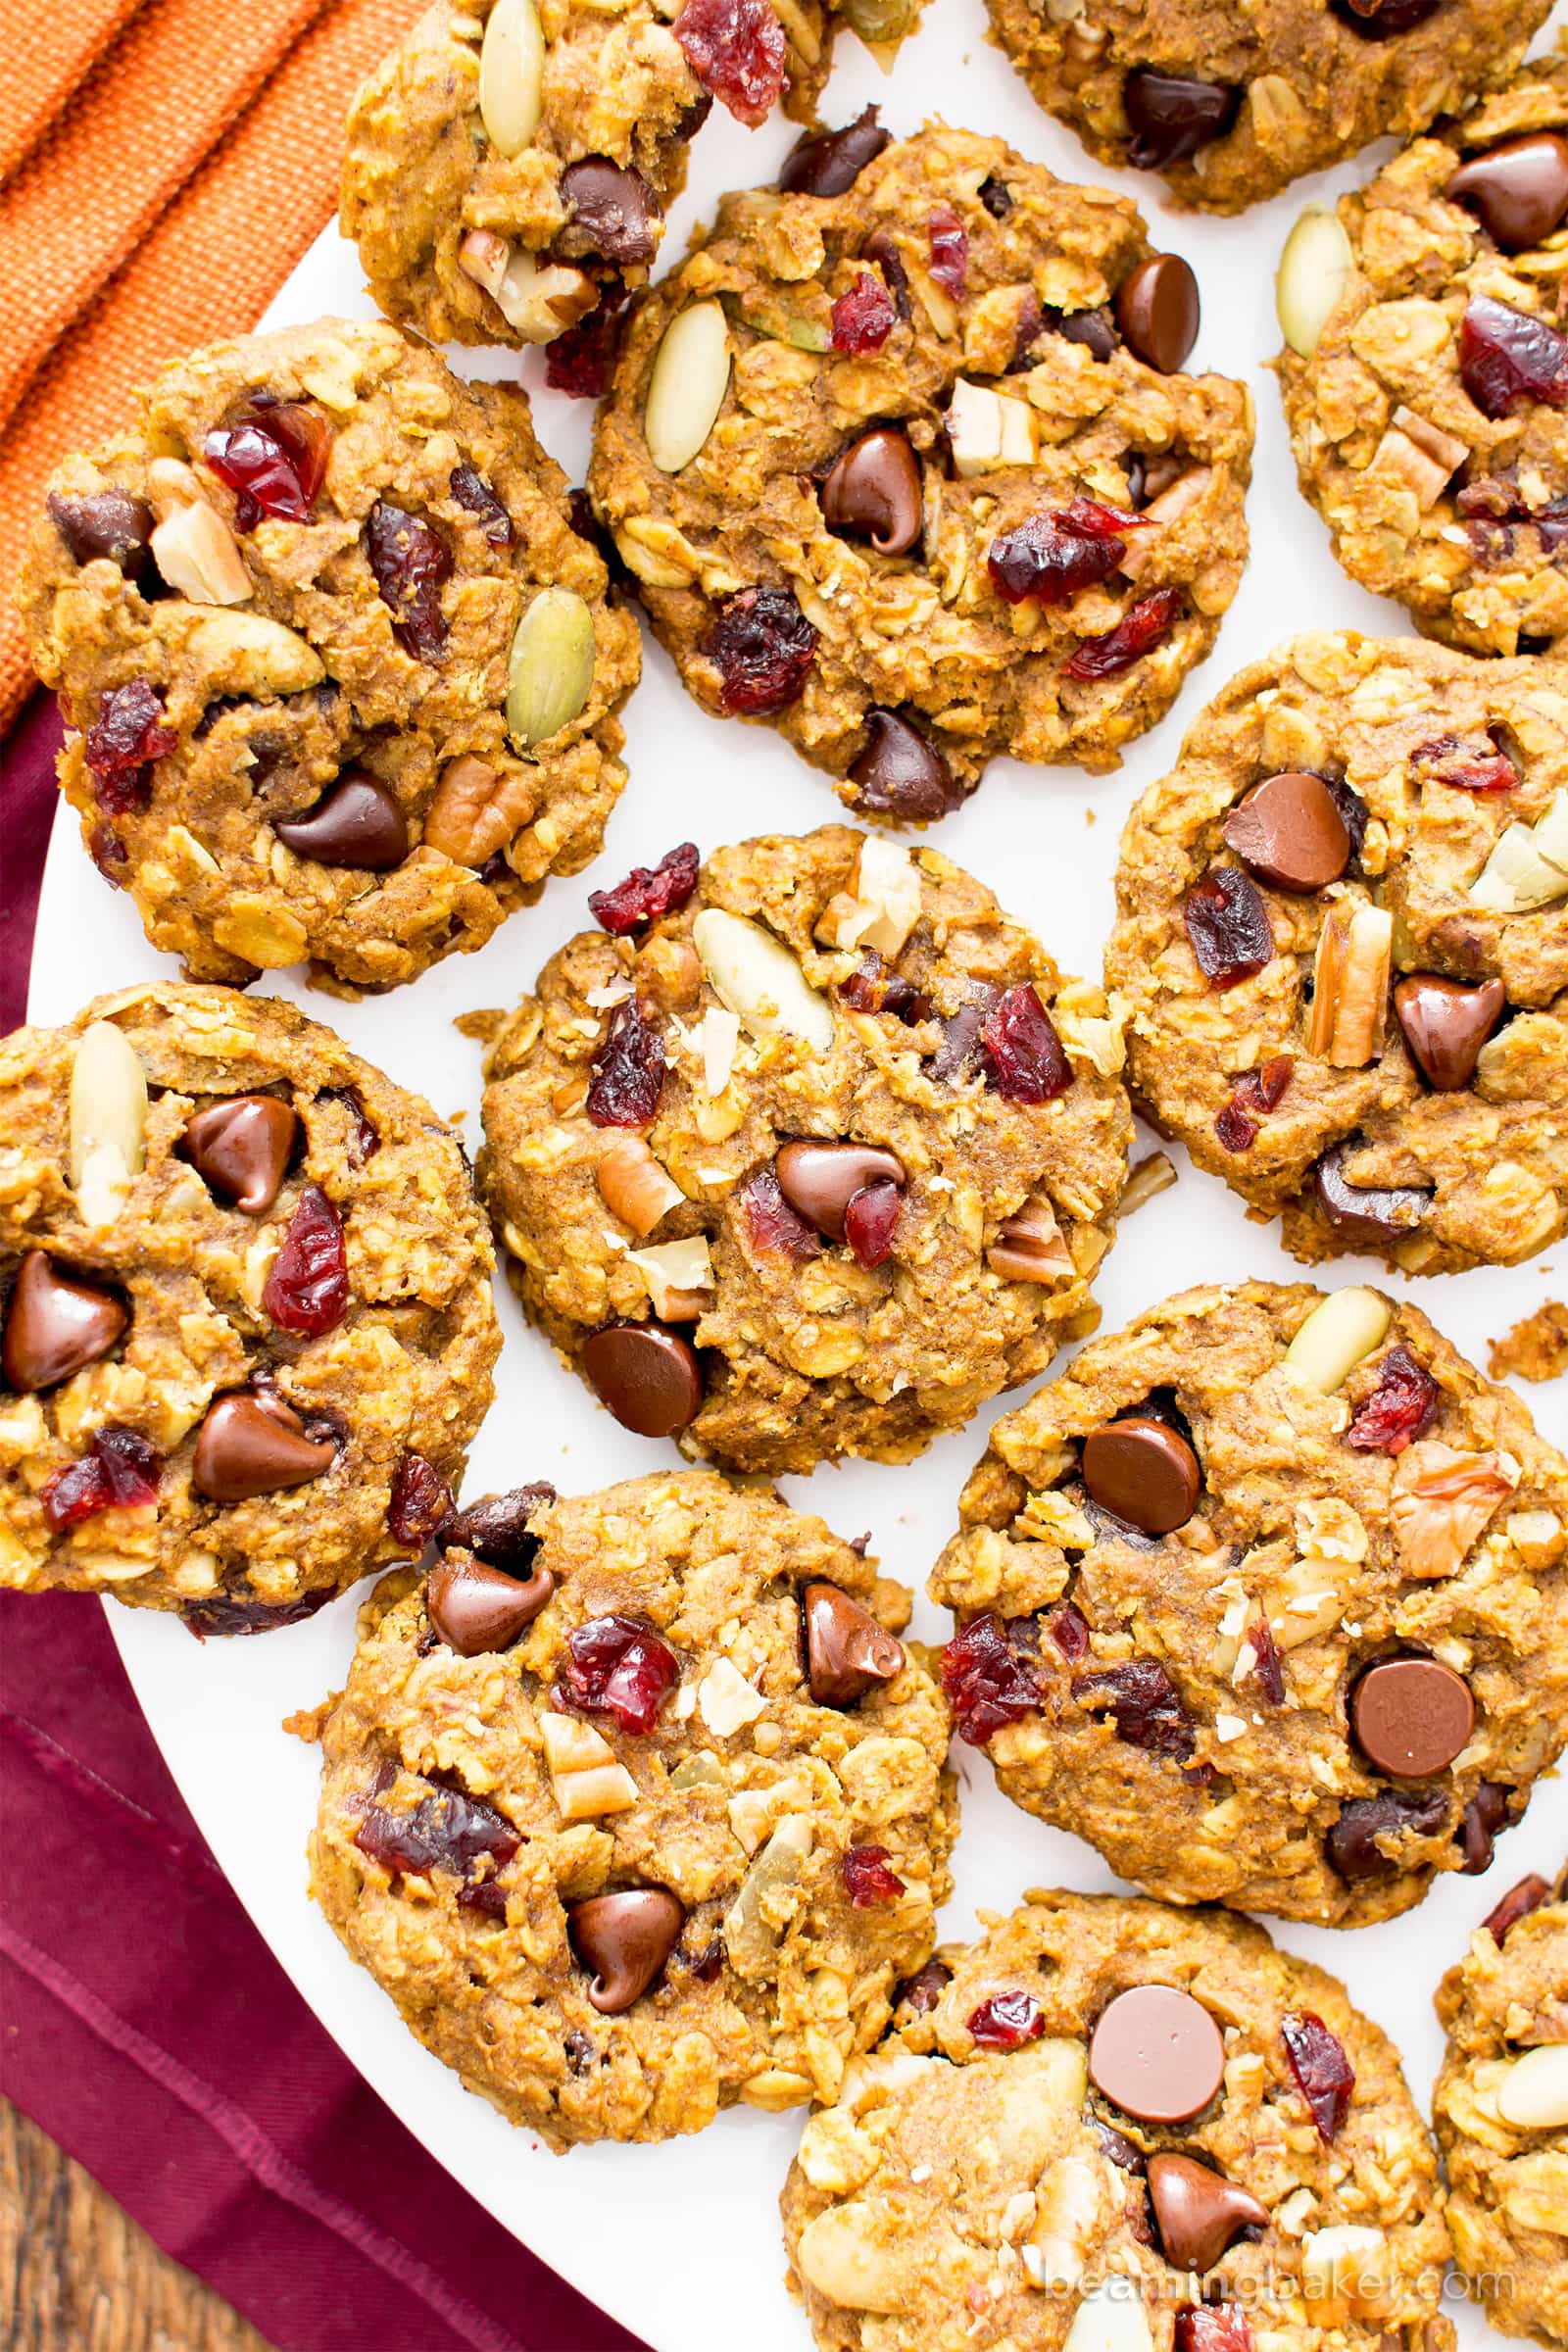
[27,6,1568,2340]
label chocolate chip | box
[1082,1415,1200,1537]
[819,428,922,557]
[1046,306,1120,363]
[2,1250,128,1393]
[559,158,659,265]
[48,489,156,587]
[425,1554,555,1654]
[1089,1984,1225,2124]
[272,772,408,869]
[1393,973,1504,1092]
[567,1887,685,2013]
[191,1390,338,1503]
[437,1483,556,1569]
[775,1140,906,1242]
[897,1958,953,2014]
[1326,1787,1449,1881]
[1221,771,1351,893]
[181,1095,299,1215]
[580,1322,702,1437]
[1147,2153,1267,2273]
[848,708,963,818]
[803,1580,905,1706]
[777,104,890,198]
[1351,1656,1475,1779]
[978,174,1013,218]
[1331,0,1440,35]
[1314,1145,1433,1247]
[1123,69,1240,171]
[1458,1780,1512,1874]
[1114,254,1200,374]
[1446,132,1568,253]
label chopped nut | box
[692,909,834,1052]
[1060,2278,1155,2352]
[1471,790,1568,911]
[638,935,703,1013]
[554,1761,638,1820]
[1392,1442,1519,1580]
[696,1656,766,1737]
[795,2204,907,2313]
[540,1714,614,1773]
[949,378,1039,476]
[1024,2154,1105,2290]
[722,1815,812,1976]
[624,1235,713,1318]
[1300,2226,1397,2326]
[824,838,923,958]
[1116,1151,1176,1218]
[151,497,251,606]
[1118,467,1213,578]
[1494,2045,1568,2131]
[987,1198,1072,1284]
[1305,902,1391,1065]
[1501,2151,1568,2235]
[1366,409,1466,510]
[458,228,594,343]
[422,755,537,867]
[596,1136,684,1236]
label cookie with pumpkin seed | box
[475,826,1132,1474]
[16,316,638,993]
[930,1282,1568,1928]
[309,1469,956,2147]
[587,122,1252,813]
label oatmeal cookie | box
[987,0,1550,217]
[309,1469,956,2146]
[477,826,1132,1473]
[586,122,1252,813]
[0,984,499,1625]
[1104,634,1568,1274]
[782,1888,1455,2351]
[1278,45,1568,658]
[930,1282,1568,1927]
[15,317,639,992]
[1436,1866,1568,2346]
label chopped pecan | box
[1391,1442,1519,1580]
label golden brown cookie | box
[587,123,1252,812]
[1104,633,1568,1273]
[930,1282,1568,1926]
[476,826,1132,1473]
[1435,1866,1568,2346]
[16,318,639,992]
[1279,44,1568,656]
[783,1889,1455,2351]
[0,984,499,1624]
[310,1470,956,2146]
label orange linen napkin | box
[0,0,418,730]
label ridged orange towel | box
[0,0,418,729]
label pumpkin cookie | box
[16,317,639,992]
[1435,1866,1568,2346]
[782,1889,1455,2351]
[586,122,1252,813]
[1278,45,1568,657]
[0,984,499,1625]
[987,0,1550,216]
[1104,633,1568,1273]
[309,1470,956,2146]
[930,1283,1568,1926]
[476,826,1132,1474]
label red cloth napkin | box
[0,693,646,2352]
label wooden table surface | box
[2,2097,275,2352]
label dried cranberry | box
[366,502,452,662]
[1459,295,1568,418]
[83,681,174,814]
[681,1936,724,1984]
[546,282,631,399]
[40,1425,162,1532]
[318,1086,378,1168]
[987,496,1146,607]
[1215,1054,1293,1152]
[1410,729,1519,794]
[1346,1347,1439,1455]
[839,951,928,1022]
[586,1000,665,1129]
[355,1777,518,1902]
[588,842,700,934]
[1093,2119,1147,2173]
[436,1483,555,1569]
[1251,1615,1286,1706]
[564,2027,597,2073]
[1183,867,1274,990]
[897,1959,953,2013]
[449,462,514,547]
[978,175,1013,219]
[1073,1658,1196,1764]
[927,205,968,300]
[861,232,911,322]
[1484,1873,1550,1943]
[1008,291,1045,368]
[204,402,330,526]
[967,1990,1044,2048]
[1062,587,1183,680]
[1048,1601,1090,1662]
[1214,1099,1257,1153]
[842,1844,905,1906]
[388,1451,453,1545]
[262,1184,350,1338]
[1331,0,1439,35]
[830,271,898,355]
[1327,1787,1449,1882]
[556,1614,680,1734]
[88,823,130,884]
[1175,2309,1255,2352]
[1281,2011,1355,2141]
[671,0,786,125]
[844,1179,900,1268]
[930,991,998,1084]
[701,585,816,715]
[181,1586,337,1639]
[741,1163,823,1261]
[942,1613,1042,1744]
[980,985,1071,1103]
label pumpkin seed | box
[69,1020,148,1226]
[506,587,596,750]
[1282,1287,1390,1395]
[1276,205,1353,358]
[478,0,544,158]
[644,301,731,474]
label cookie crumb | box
[1489,1300,1568,1384]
